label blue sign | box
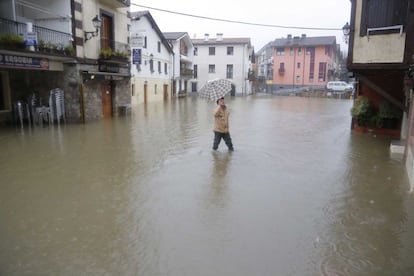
[24,32,37,46]
[132,48,141,64]
[0,54,49,70]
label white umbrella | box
[198,79,232,101]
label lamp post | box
[342,22,350,44]
[84,15,102,42]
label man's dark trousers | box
[213,131,234,151]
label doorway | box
[144,83,148,104]
[102,82,112,118]
[163,84,168,101]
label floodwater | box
[1,95,413,276]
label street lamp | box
[84,15,102,42]
[342,22,351,44]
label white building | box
[163,32,194,97]
[191,33,254,96]
[130,11,174,104]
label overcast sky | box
[130,0,351,52]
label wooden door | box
[163,84,168,101]
[144,83,148,104]
[102,82,112,118]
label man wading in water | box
[212,97,234,151]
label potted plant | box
[64,45,74,56]
[0,33,24,49]
[377,100,402,129]
[350,96,375,127]
[99,48,113,59]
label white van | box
[326,81,353,92]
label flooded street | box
[1,95,413,275]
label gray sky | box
[131,0,351,52]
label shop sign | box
[99,62,120,73]
[0,54,49,70]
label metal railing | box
[0,17,72,47]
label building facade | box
[191,34,254,96]
[163,32,194,97]
[0,0,131,125]
[264,34,340,93]
[130,11,174,105]
[346,0,413,189]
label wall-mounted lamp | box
[84,15,102,42]
[149,53,154,60]
[342,22,351,44]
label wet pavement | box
[1,94,413,275]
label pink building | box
[271,34,339,91]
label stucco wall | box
[352,0,405,64]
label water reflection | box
[318,134,412,275]
[208,151,232,207]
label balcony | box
[99,40,130,63]
[98,0,130,8]
[0,17,73,56]
[278,68,285,75]
[180,68,193,77]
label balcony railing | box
[0,17,72,48]
[180,68,193,77]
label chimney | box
[204,33,209,41]
[301,34,306,39]
[287,34,292,40]
[216,33,223,41]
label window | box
[209,47,215,55]
[227,46,234,55]
[306,47,314,55]
[157,41,161,53]
[191,82,197,92]
[279,62,285,74]
[209,64,215,73]
[298,48,302,56]
[193,65,198,78]
[158,61,161,73]
[164,63,168,74]
[144,36,147,48]
[194,47,198,56]
[276,48,285,56]
[226,64,233,79]
[149,59,154,73]
[360,0,408,36]
[325,46,332,57]
[290,48,294,56]
[318,62,327,82]
[297,62,301,69]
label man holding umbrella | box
[213,97,234,151]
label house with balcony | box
[191,33,254,96]
[130,11,174,104]
[346,0,414,188]
[163,32,194,98]
[267,34,340,94]
[256,42,274,93]
[0,0,131,124]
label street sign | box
[24,32,37,46]
[132,48,141,64]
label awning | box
[83,71,131,81]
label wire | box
[131,3,342,31]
